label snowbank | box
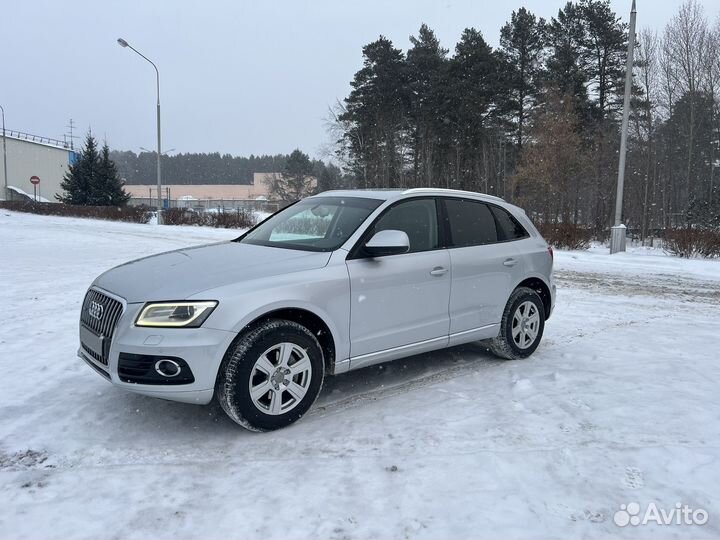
[0,211,718,539]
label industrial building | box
[1,131,78,202]
[124,172,274,207]
[125,173,315,211]
[0,135,314,212]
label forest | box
[110,151,289,186]
[328,0,720,237]
[113,0,720,241]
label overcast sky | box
[3,0,719,159]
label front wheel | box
[487,287,545,360]
[217,319,324,431]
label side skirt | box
[343,323,500,373]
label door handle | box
[503,258,518,267]
[430,266,448,276]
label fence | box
[128,197,280,214]
[3,129,74,150]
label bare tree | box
[704,16,720,200]
[658,33,677,117]
[663,0,709,205]
[324,99,367,188]
[513,92,588,224]
[635,29,660,239]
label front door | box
[346,198,451,368]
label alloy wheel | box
[511,301,540,350]
[248,342,313,415]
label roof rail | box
[402,187,505,202]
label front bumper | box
[79,301,236,405]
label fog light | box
[155,359,181,378]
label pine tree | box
[340,36,409,187]
[498,8,546,150]
[579,0,628,118]
[446,28,501,191]
[266,149,315,201]
[57,131,100,205]
[57,132,130,206]
[406,24,448,186]
[545,2,591,113]
[95,143,131,206]
[314,161,344,192]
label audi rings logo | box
[88,301,104,320]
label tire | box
[487,287,545,360]
[216,319,324,432]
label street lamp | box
[610,0,637,254]
[0,104,8,200]
[140,147,175,154]
[117,37,163,224]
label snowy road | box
[1,211,719,539]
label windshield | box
[237,196,383,252]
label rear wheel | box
[217,319,324,431]
[487,287,545,360]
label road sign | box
[29,176,41,202]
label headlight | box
[135,301,218,328]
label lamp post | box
[0,104,8,200]
[117,38,163,224]
[610,0,637,254]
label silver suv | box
[78,189,555,431]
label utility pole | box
[65,118,78,150]
[0,104,8,200]
[610,0,637,254]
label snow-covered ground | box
[1,210,718,539]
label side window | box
[490,206,529,241]
[444,199,497,247]
[371,199,438,253]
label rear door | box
[441,198,525,341]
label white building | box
[1,131,78,202]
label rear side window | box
[444,199,497,247]
[490,206,529,241]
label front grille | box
[82,342,105,364]
[81,353,112,381]
[80,289,124,366]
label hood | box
[93,242,332,303]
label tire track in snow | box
[555,270,720,303]
[311,352,502,418]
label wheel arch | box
[515,276,552,320]
[227,306,337,375]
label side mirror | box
[364,230,410,257]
